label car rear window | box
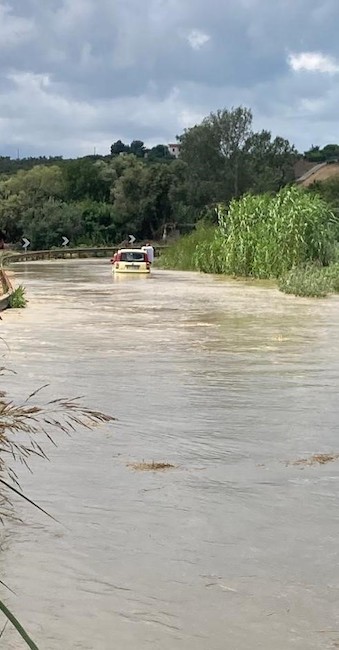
[120,251,145,262]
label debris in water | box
[205,583,237,593]
[127,461,176,471]
[286,454,339,467]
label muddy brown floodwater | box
[1,259,339,649]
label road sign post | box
[22,237,30,251]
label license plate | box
[127,264,140,269]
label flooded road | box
[1,259,339,649]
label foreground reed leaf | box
[0,379,115,647]
[0,600,39,649]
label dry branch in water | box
[128,461,176,471]
[286,453,339,467]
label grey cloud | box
[0,0,339,156]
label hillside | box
[296,162,339,187]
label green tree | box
[0,104,311,249]
[0,191,25,242]
[147,145,173,161]
[244,131,298,193]
[111,156,147,237]
[179,120,224,208]
[21,200,85,249]
[110,140,129,155]
[208,106,253,196]
[164,159,204,233]
[109,156,189,239]
[77,200,117,244]
[322,144,339,161]
[179,107,298,208]
[139,163,177,237]
[304,145,324,163]
[130,140,146,158]
[6,165,65,202]
[304,144,339,163]
[179,106,254,207]
[63,159,111,202]
[0,166,65,244]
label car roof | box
[118,248,144,253]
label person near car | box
[142,243,154,264]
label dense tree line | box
[304,144,339,163]
[0,105,337,250]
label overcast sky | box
[1,0,339,158]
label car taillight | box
[116,263,119,269]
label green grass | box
[158,223,216,271]
[8,285,27,308]
[323,261,339,292]
[278,262,339,298]
[278,265,332,297]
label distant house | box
[167,143,181,159]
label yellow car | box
[111,248,151,274]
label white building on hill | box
[167,143,181,158]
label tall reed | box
[161,187,337,285]
[214,186,336,278]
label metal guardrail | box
[0,268,14,311]
[3,244,168,263]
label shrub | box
[278,265,332,297]
[158,223,216,271]
[322,262,339,292]
[9,285,27,308]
